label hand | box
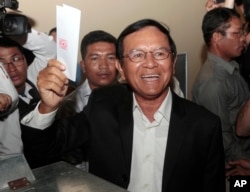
[205,0,234,12]
[37,59,69,114]
[0,93,12,112]
[226,159,250,177]
[205,0,221,12]
[236,98,250,137]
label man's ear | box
[80,60,85,73]
[212,31,223,43]
[115,60,126,81]
[172,56,177,75]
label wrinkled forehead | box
[123,26,170,51]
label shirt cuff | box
[21,101,57,130]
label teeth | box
[141,74,159,79]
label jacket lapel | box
[162,93,189,191]
[118,88,189,189]
[118,87,134,175]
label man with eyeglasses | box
[192,8,250,163]
[0,30,56,165]
[23,19,225,192]
[56,30,184,170]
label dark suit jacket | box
[23,84,225,192]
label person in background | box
[204,0,250,178]
[234,0,250,90]
[56,30,118,168]
[56,30,118,119]
[236,97,250,136]
[24,18,225,192]
[0,94,12,113]
[205,0,250,90]
[192,8,250,162]
[226,159,250,176]
[0,98,21,157]
[226,95,250,177]
[0,72,21,155]
[48,27,57,42]
[0,29,56,167]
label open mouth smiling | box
[141,74,160,80]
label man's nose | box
[142,53,157,68]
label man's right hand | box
[0,93,12,112]
[37,59,69,114]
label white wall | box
[17,0,208,99]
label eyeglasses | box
[225,30,247,38]
[122,47,173,63]
[1,55,24,70]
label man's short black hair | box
[80,30,117,59]
[0,37,35,65]
[49,27,57,36]
[202,7,240,47]
[0,37,23,52]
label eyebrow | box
[89,52,116,56]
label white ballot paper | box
[56,4,81,81]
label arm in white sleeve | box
[0,64,22,155]
[0,109,22,155]
[0,63,18,117]
[25,29,56,86]
[224,0,235,9]
[21,101,57,130]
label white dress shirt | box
[128,89,172,192]
[22,80,91,130]
[22,86,173,190]
[66,79,91,113]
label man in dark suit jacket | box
[29,19,225,192]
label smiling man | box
[25,19,225,192]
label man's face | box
[118,26,175,100]
[0,47,27,93]
[217,17,246,61]
[81,42,118,90]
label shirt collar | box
[133,88,172,122]
[79,79,92,97]
[208,52,239,75]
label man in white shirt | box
[25,19,225,192]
